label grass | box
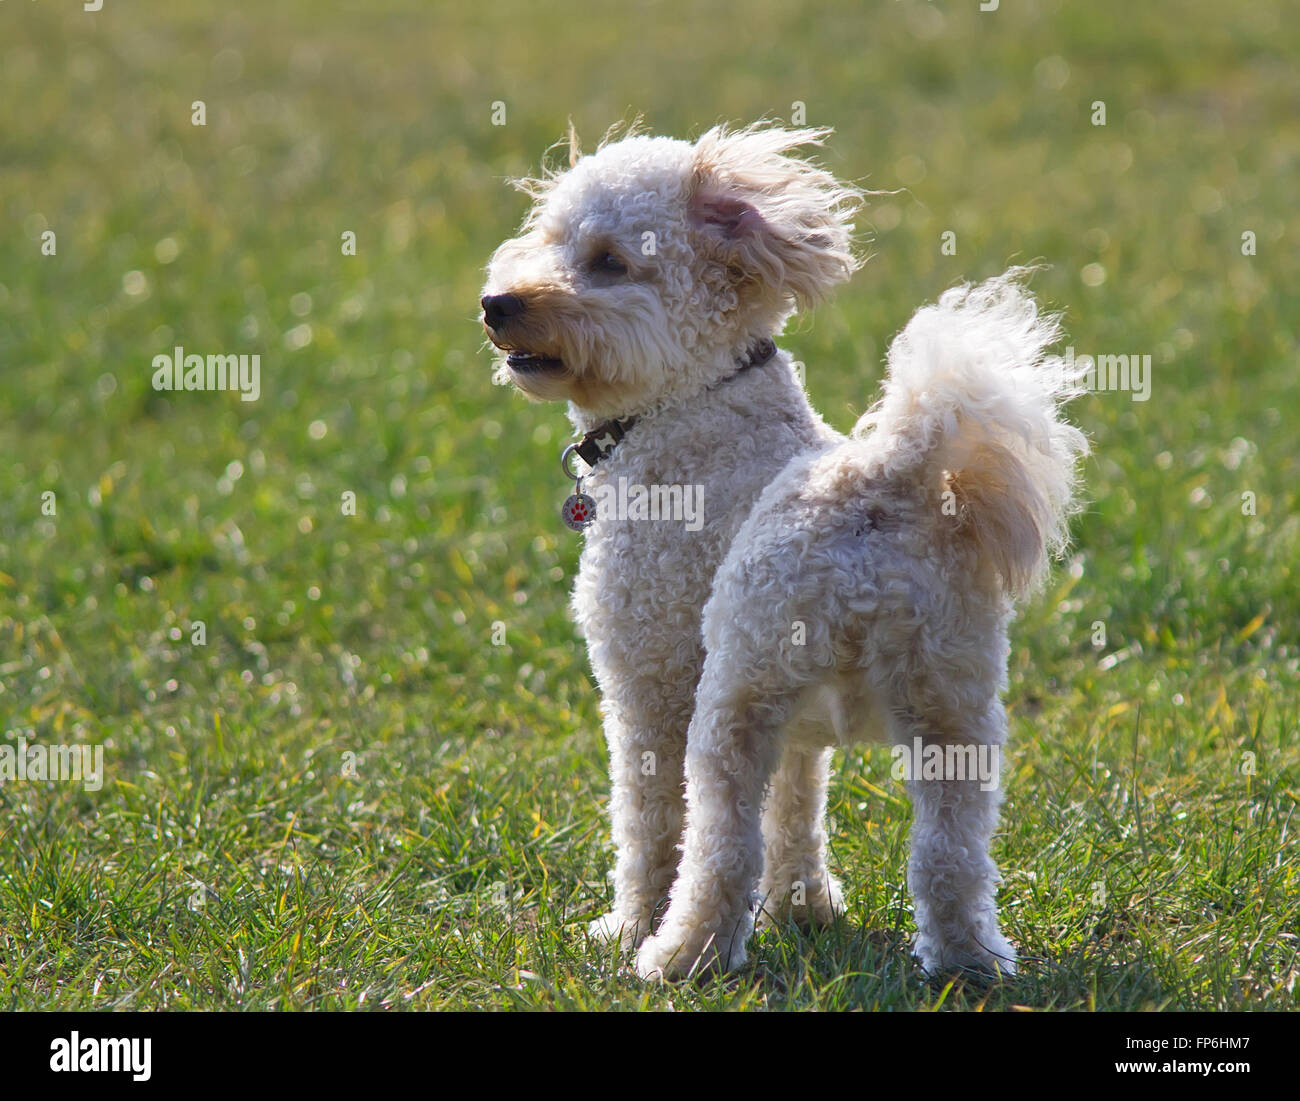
[1,0,1297,1010]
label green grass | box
[1,0,1297,1010]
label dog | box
[481,122,1087,980]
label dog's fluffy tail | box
[853,270,1089,600]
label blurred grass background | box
[0,0,1297,1009]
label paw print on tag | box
[562,491,596,531]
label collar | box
[569,338,777,469]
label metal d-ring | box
[560,443,585,482]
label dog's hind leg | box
[632,656,799,980]
[756,744,844,930]
[900,699,1018,978]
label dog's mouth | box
[484,326,567,378]
[505,349,565,374]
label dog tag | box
[562,481,596,530]
[559,443,597,531]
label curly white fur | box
[482,123,1088,981]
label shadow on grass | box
[744,920,1177,1010]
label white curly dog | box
[481,122,1087,981]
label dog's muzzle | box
[481,293,566,372]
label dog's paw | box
[915,930,1018,980]
[634,921,747,981]
[756,874,845,932]
[587,911,651,952]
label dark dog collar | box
[566,338,777,470]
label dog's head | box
[481,122,862,416]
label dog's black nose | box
[481,293,527,329]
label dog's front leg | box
[634,666,790,980]
[587,698,688,951]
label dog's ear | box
[689,124,863,308]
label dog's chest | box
[571,432,795,652]
[577,456,760,618]
[567,372,832,659]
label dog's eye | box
[589,251,627,276]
